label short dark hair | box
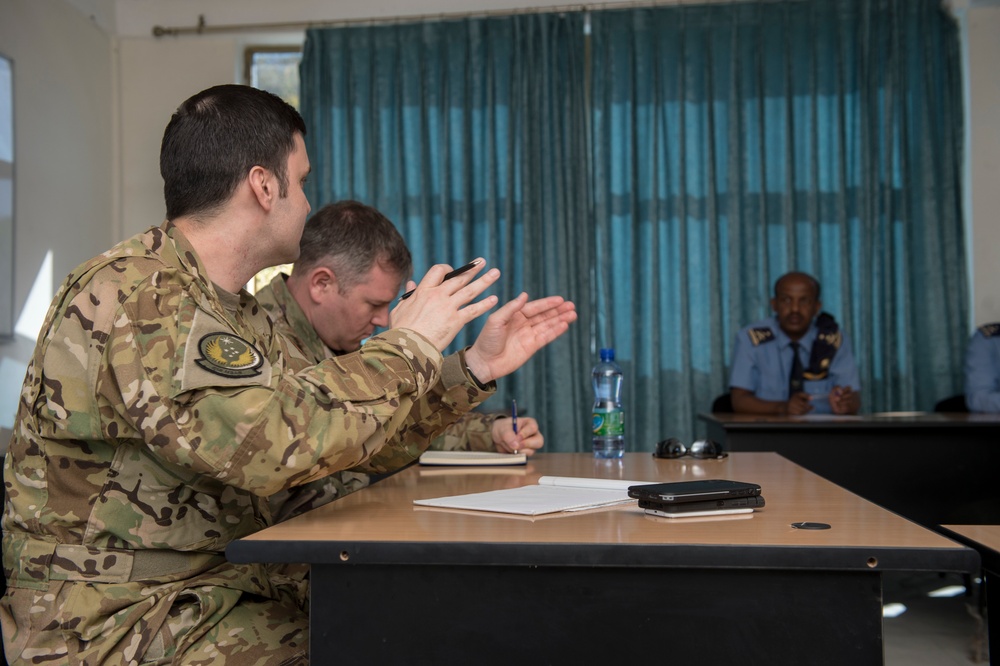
[160,84,307,220]
[774,271,821,300]
[293,200,413,290]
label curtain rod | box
[150,0,743,37]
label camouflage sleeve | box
[271,409,500,522]
[100,285,492,497]
[429,412,501,452]
[267,471,372,523]
[360,348,497,469]
[267,349,497,522]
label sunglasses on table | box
[653,438,728,460]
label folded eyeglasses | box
[653,437,728,460]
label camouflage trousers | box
[1,562,309,665]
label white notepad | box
[418,450,527,466]
[412,475,644,516]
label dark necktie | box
[789,341,805,396]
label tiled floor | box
[883,571,989,665]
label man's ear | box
[308,266,338,303]
[248,165,274,210]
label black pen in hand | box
[399,259,482,300]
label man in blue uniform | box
[964,322,1000,413]
[729,272,861,415]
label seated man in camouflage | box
[729,271,861,415]
[1,84,576,665]
[261,200,545,520]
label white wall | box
[117,36,240,237]
[0,0,114,401]
[964,4,1000,326]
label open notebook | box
[413,475,643,516]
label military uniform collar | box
[267,274,334,362]
[769,315,819,350]
[161,220,211,286]
[161,220,255,308]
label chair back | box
[934,394,967,412]
[712,393,733,413]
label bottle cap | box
[600,348,614,362]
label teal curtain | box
[590,0,966,447]
[301,0,966,452]
[301,14,595,450]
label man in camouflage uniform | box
[260,201,546,521]
[1,85,576,664]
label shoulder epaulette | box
[804,312,841,380]
[746,327,775,346]
[979,322,1000,338]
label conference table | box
[699,412,1000,528]
[227,452,977,664]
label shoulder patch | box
[196,332,264,377]
[746,327,775,346]
[978,323,1000,338]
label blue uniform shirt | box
[964,323,1000,413]
[729,315,861,414]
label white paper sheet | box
[413,476,647,516]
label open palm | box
[464,293,577,384]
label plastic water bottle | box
[592,348,625,458]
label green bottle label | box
[592,409,624,436]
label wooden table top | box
[943,525,1000,554]
[229,452,977,572]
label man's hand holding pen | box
[492,414,544,456]
[390,258,500,352]
[391,257,577,385]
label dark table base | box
[311,564,883,665]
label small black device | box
[399,259,481,300]
[638,494,765,514]
[627,479,762,504]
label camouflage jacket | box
[256,274,501,520]
[1,222,493,657]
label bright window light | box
[882,603,907,618]
[15,249,52,340]
[927,585,966,598]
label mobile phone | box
[627,479,761,504]
[399,259,482,300]
[638,495,765,514]
[644,507,755,519]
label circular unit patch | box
[196,333,264,378]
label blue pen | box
[510,399,520,454]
